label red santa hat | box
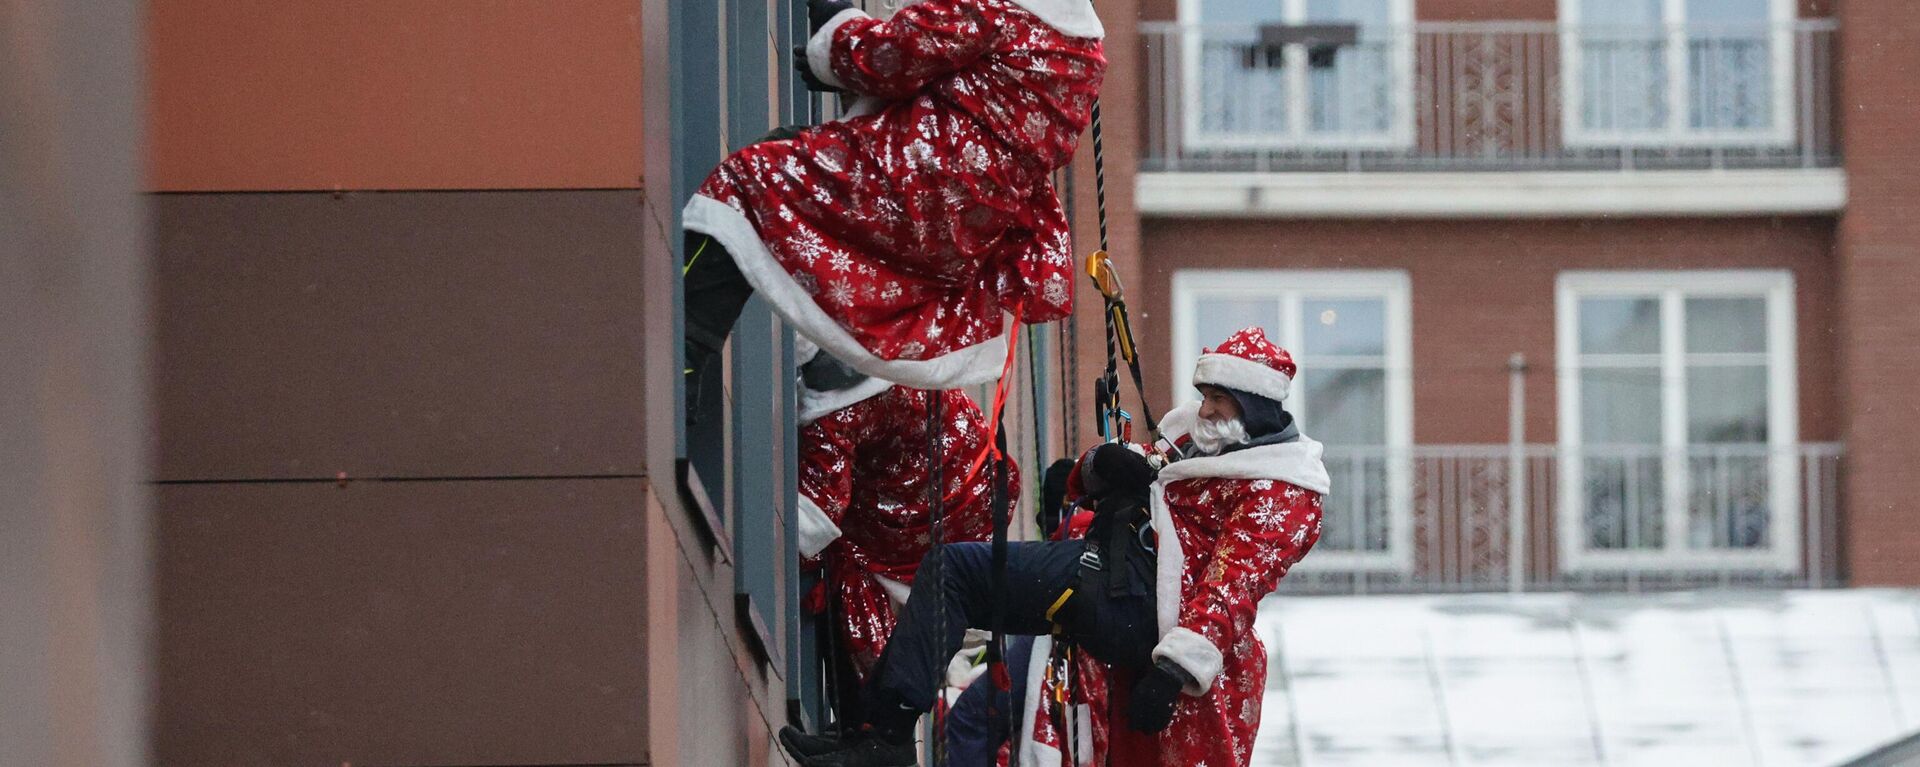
[1191,326,1296,404]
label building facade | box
[1082,0,1920,593]
[126,0,1920,764]
[146,2,823,765]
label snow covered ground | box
[1252,590,1920,767]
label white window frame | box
[1172,269,1414,573]
[1177,0,1417,152]
[1558,0,1798,148]
[1554,270,1799,573]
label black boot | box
[778,725,852,759]
[798,729,914,767]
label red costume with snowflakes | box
[796,379,1016,678]
[682,0,1106,389]
[1116,327,1329,767]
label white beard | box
[1190,417,1249,456]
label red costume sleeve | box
[797,407,874,560]
[1171,481,1322,685]
[824,0,1001,100]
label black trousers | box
[866,540,1156,728]
[681,125,806,380]
[682,232,755,382]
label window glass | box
[1686,365,1768,443]
[1195,297,1280,357]
[1685,297,1767,353]
[1581,0,1662,26]
[1303,297,1387,356]
[1686,0,1768,24]
[1562,275,1793,563]
[1192,0,1408,145]
[1180,272,1408,560]
[1570,0,1782,138]
[1200,0,1287,24]
[1579,297,1661,355]
[1302,368,1388,445]
[1579,368,1662,444]
[1685,0,1774,130]
[1584,456,1666,549]
[1307,0,1391,26]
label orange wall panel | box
[148,1,643,191]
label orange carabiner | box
[1083,250,1123,301]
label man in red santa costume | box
[680,0,1106,394]
[780,326,1326,767]
[793,343,1012,712]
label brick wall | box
[1139,217,1841,446]
[1835,1,1920,586]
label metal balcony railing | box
[1280,443,1844,596]
[1142,21,1839,172]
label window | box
[1560,0,1796,146]
[1173,270,1413,571]
[1555,271,1799,572]
[1179,0,1415,150]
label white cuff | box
[805,7,867,92]
[797,495,843,558]
[1151,626,1224,696]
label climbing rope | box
[1084,100,1160,447]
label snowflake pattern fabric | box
[798,386,1013,678]
[695,0,1104,363]
[1128,475,1322,767]
[1208,326,1297,379]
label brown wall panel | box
[1140,217,1839,446]
[147,0,644,191]
[152,191,648,481]
[153,478,650,767]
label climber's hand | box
[1126,660,1189,733]
[1079,443,1157,502]
[791,46,842,93]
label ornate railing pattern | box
[1142,21,1839,172]
[1282,444,1844,595]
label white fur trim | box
[796,494,843,558]
[1151,627,1224,696]
[683,195,1010,389]
[1155,437,1331,494]
[1151,488,1186,643]
[1010,0,1104,39]
[1016,635,1060,767]
[1193,353,1292,403]
[1151,400,1330,645]
[798,376,894,425]
[805,7,866,91]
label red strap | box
[946,304,1025,504]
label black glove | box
[791,46,841,93]
[1127,659,1190,733]
[1079,443,1157,502]
[807,0,856,34]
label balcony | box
[1139,21,1845,218]
[1281,443,1844,596]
